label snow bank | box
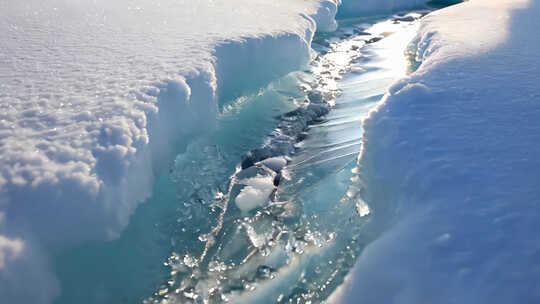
[338,0,460,17]
[329,0,540,303]
[0,0,340,302]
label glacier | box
[329,0,540,303]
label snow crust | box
[330,0,540,303]
[0,0,340,302]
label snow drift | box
[329,0,540,303]
[0,0,340,302]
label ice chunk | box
[235,174,276,213]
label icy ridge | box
[330,0,540,303]
[0,0,339,302]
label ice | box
[258,157,288,173]
[0,0,340,302]
[330,0,540,303]
[235,174,276,213]
[338,0,460,17]
[0,236,22,269]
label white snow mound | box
[330,0,540,303]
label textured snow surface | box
[0,0,339,302]
[330,0,540,303]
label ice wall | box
[329,0,540,303]
[0,0,340,302]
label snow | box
[0,0,339,302]
[329,0,540,303]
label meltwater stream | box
[54,11,427,304]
